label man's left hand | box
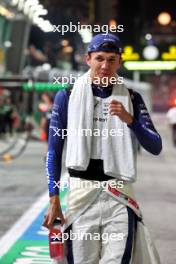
[109,100,133,125]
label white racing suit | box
[58,177,160,264]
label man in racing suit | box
[43,33,162,264]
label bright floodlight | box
[79,28,92,43]
[29,4,44,19]
[143,45,159,60]
[34,9,48,16]
[145,34,152,40]
[109,19,117,30]
[4,41,12,48]
[24,0,39,15]
[157,12,171,25]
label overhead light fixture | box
[37,20,54,32]
[79,27,92,43]
[145,34,152,40]
[23,0,39,15]
[109,19,117,30]
[33,16,44,24]
[143,45,159,60]
[124,61,176,71]
[4,41,12,48]
[33,9,48,16]
[10,0,53,33]
[157,12,171,26]
[28,4,44,19]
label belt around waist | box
[68,168,115,181]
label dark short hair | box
[88,43,122,57]
[100,42,122,54]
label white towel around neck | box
[65,70,136,182]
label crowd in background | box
[0,91,53,146]
[0,96,19,138]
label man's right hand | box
[42,195,65,229]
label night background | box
[0,1,176,264]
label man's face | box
[86,51,121,85]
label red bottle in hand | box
[49,218,64,261]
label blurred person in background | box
[27,45,47,66]
[43,41,56,68]
[39,93,53,146]
[166,102,176,146]
[3,97,16,135]
[0,96,6,137]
